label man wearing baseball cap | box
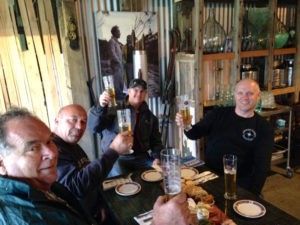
[87,78,164,176]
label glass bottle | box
[203,8,226,54]
[224,27,233,53]
[285,59,294,87]
[255,97,262,113]
[274,16,289,49]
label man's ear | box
[0,156,7,176]
[54,116,61,128]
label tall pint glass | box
[160,148,181,201]
[103,75,117,107]
[179,95,191,127]
[223,154,237,200]
[117,109,133,154]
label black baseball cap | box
[128,78,147,90]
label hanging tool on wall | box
[160,28,180,147]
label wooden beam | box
[18,0,49,124]
[7,0,33,108]
[0,57,8,112]
[232,0,242,84]
[265,0,277,91]
[0,0,31,107]
[39,0,71,106]
[294,1,300,102]
[24,0,60,128]
[195,0,204,120]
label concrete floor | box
[262,146,300,221]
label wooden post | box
[18,0,49,124]
[265,0,277,91]
[232,0,243,85]
[294,1,300,102]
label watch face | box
[68,31,77,40]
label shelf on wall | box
[204,87,295,107]
[272,86,295,96]
[204,100,216,107]
[203,52,235,61]
[240,50,269,58]
[201,48,296,61]
[274,48,297,55]
[204,99,232,107]
[240,48,296,58]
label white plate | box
[181,167,199,179]
[141,170,163,182]
[115,182,141,196]
[233,200,266,218]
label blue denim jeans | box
[108,154,153,177]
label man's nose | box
[240,93,249,99]
[75,120,84,129]
[43,145,58,160]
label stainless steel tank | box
[133,50,148,81]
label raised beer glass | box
[160,148,181,201]
[223,154,237,200]
[117,109,133,154]
[179,95,191,127]
[103,75,117,107]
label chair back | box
[293,103,300,128]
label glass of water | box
[160,148,181,200]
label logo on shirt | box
[242,129,256,141]
[78,157,90,168]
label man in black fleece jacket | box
[176,79,274,196]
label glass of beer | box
[103,75,117,107]
[223,154,237,200]
[160,148,181,201]
[117,109,133,154]
[179,95,191,127]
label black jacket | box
[54,135,118,221]
[87,98,164,159]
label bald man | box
[53,104,133,223]
[176,78,274,196]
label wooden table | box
[102,165,300,225]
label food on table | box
[203,194,214,205]
[182,178,212,202]
[183,178,236,225]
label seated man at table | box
[0,108,97,224]
[0,108,191,225]
[53,104,134,223]
[176,78,274,196]
[87,78,165,177]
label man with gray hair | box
[0,108,96,224]
[0,108,192,225]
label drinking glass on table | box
[160,148,181,201]
[117,109,133,154]
[223,154,237,200]
[179,95,191,127]
[103,75,117,107]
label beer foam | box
[224,168,236,174]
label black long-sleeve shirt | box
[185,107,274,195]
